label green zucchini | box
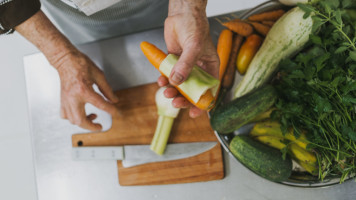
[233,6,313,99]
[230,135,293,182]
[210,85,277,134]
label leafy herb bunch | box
[272,0,356,182]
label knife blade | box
[72,141,217,168]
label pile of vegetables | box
[233,5,313,98]
[217,8,286,77]
[272,0,356,181]
[211,0,356,183]
[213,7,287,113]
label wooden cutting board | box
[72,83,224,186]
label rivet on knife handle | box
[72,146,124,160]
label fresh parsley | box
[272,0,356,182]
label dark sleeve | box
[0,0,41,34]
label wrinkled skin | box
[16,11,118,131]
[160,0,219,118]
[55,50,119,130]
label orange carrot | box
[223,34,243,89]
[140,41,215,110]
[250,22,270,36]
[248,9,285,22]
[211,34,243,112]
[217,29,233,81]
[140,41,167,70]
[236,34,263,75]
[261,20,275,27]
[222,21,253,37]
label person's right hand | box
[54,50,119,131]
[159,0,219,118]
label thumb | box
[169,46,200,86]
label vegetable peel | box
[159,54,220,104]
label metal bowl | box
[212,0,353,187]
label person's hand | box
[54,50,119,131]
[15,11,119,131]
[160,0,219,118]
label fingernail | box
[171,72,183,85]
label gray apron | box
[41,0,168,44]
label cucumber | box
[230,135,292,182]
[210,85,277,134]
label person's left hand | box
[55,50,119,131]
[159,0,219,118]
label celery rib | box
[150,115,175,155]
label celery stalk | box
[150,115,175,155]
[150,87,180,155]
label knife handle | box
[72,146,124,160]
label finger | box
[80,117,102,131]
[203,38,220,79]
[172,96,191,108]
[163,87,179,98]
[196,60,204,68]
[169,42,201,85]
[87,113,97,121]
[157,76,169,87]
[164,17,182,54]
[86,92,118,117]
[95,72,119,103]
[69,102,102,131]
[189,106,204,118]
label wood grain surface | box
[72,83,224,185]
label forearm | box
[15,10,77,69]
[168,0,207,16]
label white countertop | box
[5,1,353,200]
[0,1,265,199]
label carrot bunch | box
[216,9,285,76]
[220,9,285,37]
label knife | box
[72,141,217,168]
